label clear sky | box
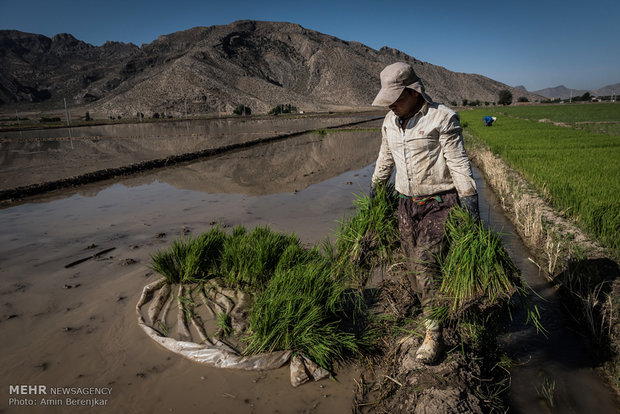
[1,0,618,91]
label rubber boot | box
[415,320,442,364]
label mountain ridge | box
[1,20,546,116]
[533,83,619,99]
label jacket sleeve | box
[439,113,477,197]
[371,125,395,186]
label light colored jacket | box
[372,102,477,197]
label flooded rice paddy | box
[0,115,617,413]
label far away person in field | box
[370,62,480,364]
[483,115,497,126]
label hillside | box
[0,20,545,117]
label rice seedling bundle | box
[149,226,227,284]
[438,207,519,314]
[332,182,399,283]
[244,259,367,369]
[220,225,300,290]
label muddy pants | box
[398,191,458,316]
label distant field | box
[493,102,620,124]
[460,107,620,253]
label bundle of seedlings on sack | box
[147,222,378,372]
[149,225,228,284]
[244,256,376,370]
[329,182,399,286]
[219,225,301,291]
[430,206,544,341]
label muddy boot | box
[415,320,442,364]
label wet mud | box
[0,122,381,413]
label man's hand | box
[459,194,480,222]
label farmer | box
[370,62,479,364]
[483,115,497,126]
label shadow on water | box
[474,166,618,413]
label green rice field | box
[460,105,620,253]
[493,102,620,136]
[493,102,620,123]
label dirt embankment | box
[351,260,507,413]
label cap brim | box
[372,85,405,106]
[372,83,433,106]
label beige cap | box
[372,62,433,106]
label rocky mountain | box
[1,20,545,116]
[0,30,139,107]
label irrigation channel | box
[0,116,617,412]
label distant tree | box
[233,105,251,116]
[462,99,469,106]
[39,117,61,123]
[498,90,513,105]
[517,97,529,102]
[152,112,160,119]
[84,112,92,121]
[269,104,297,115]
[450,101,457,107]
[580,92,591,101]
[484,102,490,106]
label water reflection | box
[128,130,381,195]
[0,115,380,191]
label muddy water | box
[2,122,617,413]
[474,167,618,413]
[0,114,379,190]
[0,127,381,413]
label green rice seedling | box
[332,182,399,286]
[156,321,169,337]
[220,225,301,290]
[244,258,373,370]
[438,207,517,312]
[178,295,196,319]
[275,244,323,273]
[475,376,510,412]
[216,312,232,337]
[431,206,544,336]
[150,236,199,284]
[537,377,556,409]
[150,246,183,284]
[149,226,228,284]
